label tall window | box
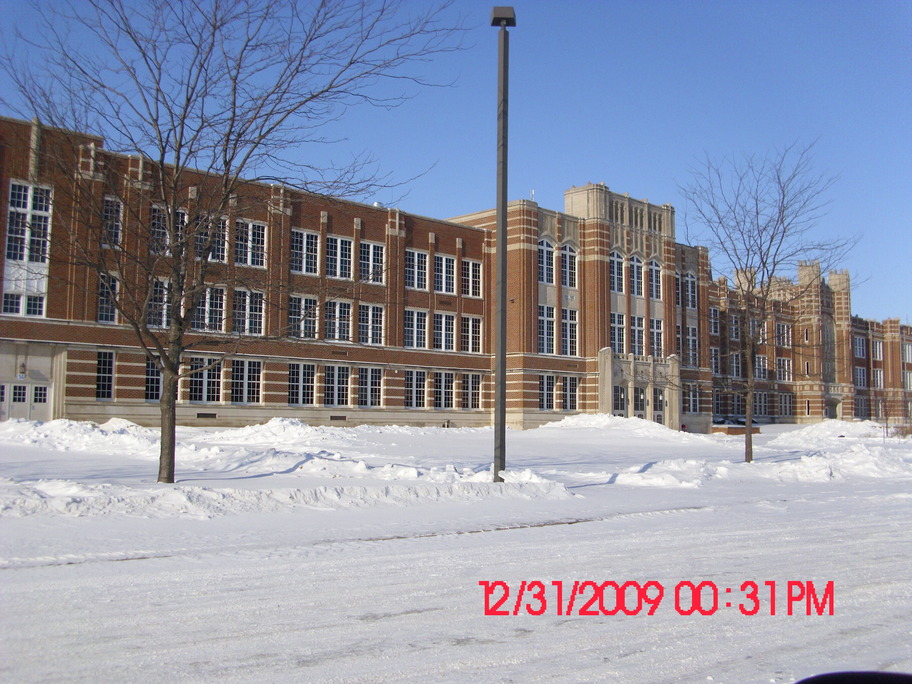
[288,363,316,405]
[288,296,318,338]
[775,323,792,348]
[234,221,266,267]
[462,373,481,409]
[853,336,867,358]
[709,308,720,336]
[779,393,794,417]
[633,387,646,413]
[7,182,51,263]
[324,301,352,341]
[561,245,577,288]
[683,274,698,309]
[650,319,663,357]
[461,316,482,353]
[609,252,624,293]
[854,366,867,388]
[290,230,318,274]
[613,386,626,413]
[538,305,555,354]
[648,260,662,300]
[872,368,884,389]
[872,340,883,361]
[538,240,555,284]
[461,259,482,297]
[404,309,428,348]
[683,385,699,413]
[610,313,625,354]
[359,242,385,283]
[433,313,456,351]
[232,290,264,335]
[539,375,555,410]
[562,376,579,410]
[103,197,122,247]
[629,256,643,297]
[685,326,698,366]
[324,366,350,406]
[195,217,226,262]
[776,357,793,382]
[754,354,768,381]
[189,358,222,402]
[561,309,578,356]
[754,392,769,416]
[97,274,118,323]
[710,347,721,374]
[358,304,384,345]
[230,359,261,403]
[730,313,741,340]
[434,255,456,293]
[433,371,455,408]
[325,236,353,279]
[358,367,383,407]
[147,280,171,328]
[405,250,428,290]
[96,351,114,400]
[191,287,225,332]
[731,353,743,378]
[145,358,162,401]
[631,317,645,356]
[404,370,427,408]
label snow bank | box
[0,477,571,520]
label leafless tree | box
[681,142,854,462]
[1,0,461,482]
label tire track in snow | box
[0,505,713,569]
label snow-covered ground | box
[1,415,910,683]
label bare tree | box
[1,0,461,482]
[681,142,854,462]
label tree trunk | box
[157,370,178,483]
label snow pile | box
[0,417,160,454]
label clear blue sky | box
[3,0,910,323]
[348,0,912,325]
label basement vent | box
[196,412,217,419]
[329,415,347,421]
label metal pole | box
[492,7,514,482]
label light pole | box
[491,6,514,483]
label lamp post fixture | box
[491,6,515,483]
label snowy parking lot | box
[1,415,910,683]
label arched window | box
[561,244,577,288]
[537,239,554,284]
[629,256,643,297]
[609,251,624,293]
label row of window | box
[711,391,795,417]
[709,309,794,347]
[100,352,485,409]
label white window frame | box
[234,220,266,267]
[323,300,352,341]
[404,309,428,348]
[232,289,264,335]
[290,229,319,275]
[561,245,577,288]
[405,249,428,290]
[538,240,555,284]
[537,305,555,354]
[288,295,318,339]
[358,304,384,345]
[461,259,483,298]
[433,312,456,351]
[434,254,456,294]
[325,236,353,279]
[359,241,385,284]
